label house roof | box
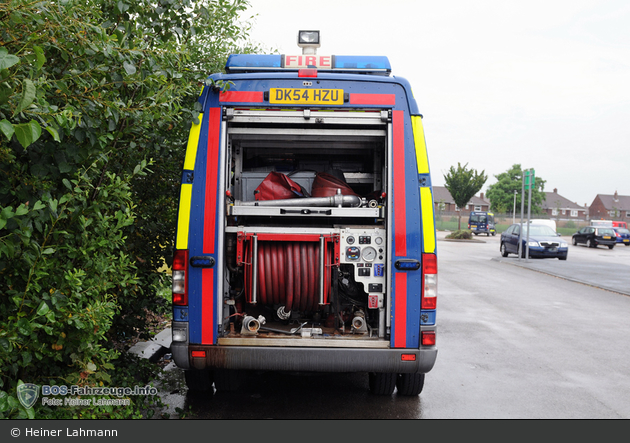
[433,186,488,206]
[542,190,586,211]
[594,193,630,211]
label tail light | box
[172,249,188,305]
[421,331,436,346]
[421,253,437,309]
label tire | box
[369,372,397,395]
[396,373,425,396]
[500,242,509,257]
[213,369,243,392]
[608,245,615,250]
[572,237,577,246]
[558,255,567,261]
[587,239,593,248]
[184,369,213,392]
[625,244,630,247]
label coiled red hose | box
[245,241,331,312]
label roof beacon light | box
[298,30,320,55]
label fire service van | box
[171,31,438,396]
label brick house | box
[433,186,490,214]
[589,191,630,221]
[542,188,588,219]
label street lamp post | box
[513,190,517,224]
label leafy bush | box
[0,0,259,418]
[445,230,474,240]
[0,160,148,418]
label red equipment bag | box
[254,171,305,201]
[311,172,358,197]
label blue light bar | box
[225,54,282,72]
[333,56,391,72]
[225,54,391,74]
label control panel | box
[339,226,386,308]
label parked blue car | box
[500,223,569,260]
[613,227,630,246]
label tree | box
[485,164,546,215]
[0,0,260,418]
[444,163,487,230]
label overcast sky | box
[242,0,630,207]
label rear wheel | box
[608,245,615,250]
[184,369,213,393]
[369,372,397,395]
[587,239,593,248]
[396,373,425,396]
[572,237,577,246]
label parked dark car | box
[572,226,616,249]
[500,223,568,260]
[613,227,630,246]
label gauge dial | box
[374,237,383,245]
[362,246,377,262]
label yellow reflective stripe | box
[412,115,435,252]
[420,187,436,253]
[176,115,203,250]
[412,115,430,174]
[183,113,203,170]
[176,184,193,250]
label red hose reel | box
[237,233,339,312]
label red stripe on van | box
[349,93,395,105]
[203,108,221,254]
[201,108,221,344]
[394,273,407,348]
[219,91,264,103]
[393,110,407,256]
[201,268,214,344]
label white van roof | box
[528,219,557,231]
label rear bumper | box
[472,227,494,233]
[172,342,437,374]
[595,239,616,246]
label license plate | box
[624,239,629,243]
[471,225,477,229]
[269,88,344,105]
[603,236,611,239]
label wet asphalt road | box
[155,231,630,419]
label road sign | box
[524,169,535,190]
